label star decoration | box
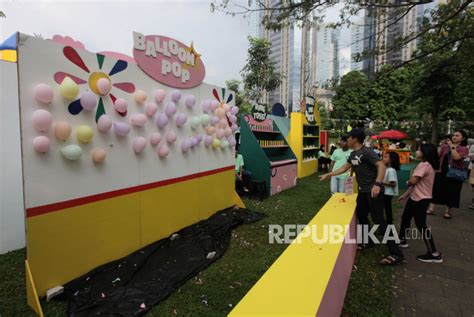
[184,41,201,70]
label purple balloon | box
[195,133,203,142]
[229,136,237,146]
[181,139,191,152]
[190,137,199,147]
[80,91,97,111]
[165,101,177,117]
[204,135,213,147]
[201,100,211,113]
[114,122,130,136]
[171,90,181,103]
[156,113,169,128]
[176,113,187,127]
[230,106,239,115]
[231,123,238,132]
[211,116,220,125]
[185,95,196,108]
[229,115,237,123]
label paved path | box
[392,182,474,317]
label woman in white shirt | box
[383,152,400,224]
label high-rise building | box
[314,25,340,87]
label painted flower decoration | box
[212,88,234,126]
[54,46,136,122]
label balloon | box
[229,115,237,123]
[114,98,128,113]
[229,136,237,147]
[195,133,203,142]
[221,140,230,148]
[216,108,226,118]
[154,89,166,103]
[190,117,200,129]
[206,126,216,135]
[34,83,54,104]
[223,104,231,112]
[60,77,79,99]
[150,132,161,146]
[190,137,198,147]
[211,116,219,126]
[171,90,181,103]
[61,144,82,160]
[204,135,213,147]
[92,148,106,164]
[218,119,228,129]
[96,78,111,95]
[131,113,147,127]
[32,136,50,153]
[32,109,53,132]
[76,125,94,143]
[224,127,232,137]
[80,91,97,111]
[216,129,225,140]
[176,113,187,127]
[133,137,147,153]
[114,122,130,136]
[165,101,177,117]
[145,102,158,117]
[181,139,191,152]
[210,100,219,111]
[201,100,211,113]
[158,143,169,158]
[54,121,71,141]
[231,106,239,115]
[185,95,196,108]
[97,115,112,132]
[231,123,238,132]
[166,130,177,144]
[134,90,147,103]
[200,114,210,126]
[156,113,169,128]
[212,138,221,149]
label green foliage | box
[225,79,252,115]
[240,36,281,103]
[332,71,370,121]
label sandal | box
[380,255,404,265]
[427,209,436,215]
[444,212,452,219]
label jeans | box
[356,191,403,258]
[399,198,437,254]
[330,177,346,194]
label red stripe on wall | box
[26,165,234,218]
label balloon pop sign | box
[133,32,206,89]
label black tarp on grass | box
[59,208,264,316]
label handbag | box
[446,149,468,182]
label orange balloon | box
[91,148,106,164]
[54,121,72,141]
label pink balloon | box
[231,123,238,132]
[32,136,50,153]
[156,113,169,128]
[216,129,225,140]
[171,90,181,103]
[166,130,177,144]
[32,109,53,132]
[229,136,237,146]
[181,139,191,152]
[201,100,211,113]
[223,103,230,112]
[145,102,158,117]
[114,122,130,136]
[218,119,228,129]
[185,95,196,108]
[114,98,128,113]
[80,92,97,111]
[34,84,54,104]
[224,127,232,137]
[97,115,112,132]
[231,106,239,115]
[176,113,187,127]
[229,115,237,123]
[211,116,219,125]
[210,100,219,111]
[216,108,226,118]
[131,113,147,127]
[97,78,111,95]
[133,137,147,153]
[158,143,170,158]
[204,135,213,147]
[206,126,216,135]
[154,89,166,103]
[150,132,161,146]
[165,101,177,117]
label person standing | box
[382,152,400,224]
[428,130,469,219]
[318,145,331,171]
[398,144,442,263]
[320,128,403,265]
[329,136,352,194]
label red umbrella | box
[378,129,409,140]
[370,135,379,139]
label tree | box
[225,79,252,115]
[331,71,370,121]
[240,36,281,104]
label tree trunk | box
[431,107,439,145]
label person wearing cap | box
[320,128,404,265]
[329,136,352,194]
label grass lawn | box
[0,173,397,316]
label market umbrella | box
[378,129,409,140]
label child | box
[398,144,442,263]
[383,152,400,224]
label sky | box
[1,0,352,87]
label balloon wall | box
[16,33,237,298]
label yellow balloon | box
[54,121,72,141]
[76,125,94,143]
[212,138,221,149]
[60,77,79,99]
[91,148,106,164]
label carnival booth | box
[239,104,297,197]
[4,32,246,315]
